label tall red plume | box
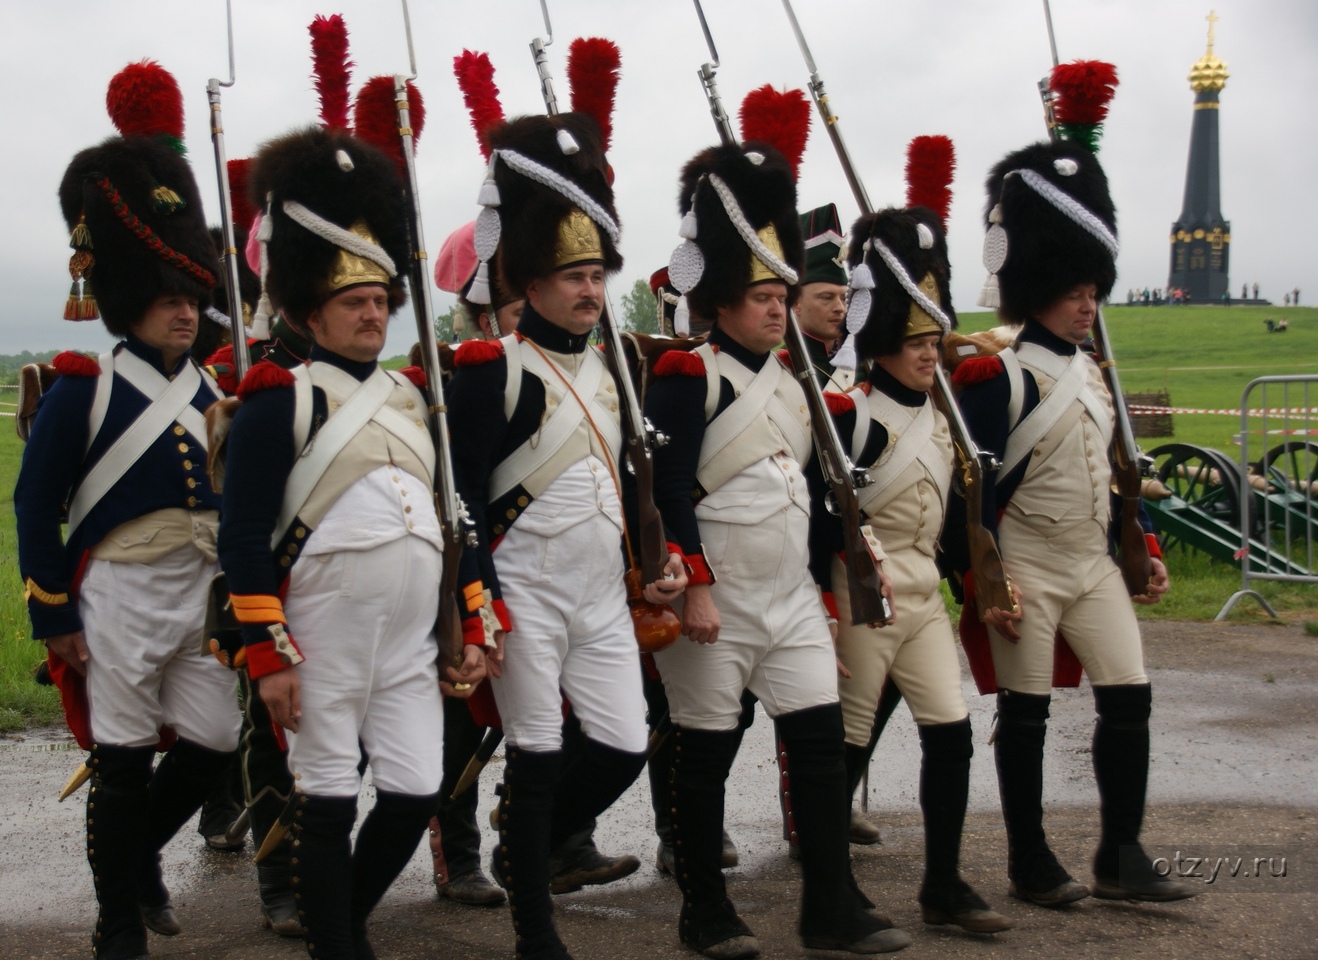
[904,135,956,229]
[226,158,257,232]
[453,51,505,161]
[737,85,811,181]
[106,60,185,141]
[352,76,425,174]
[1050,60,1119,126]
[309,14,353,130]
[567,38,621,153]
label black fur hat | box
[983,139,1117,323]
[59,136,219,338]
[845,206,956,360]
[479,112,622,301]
[250,126,409,329]
[671,142,803,324]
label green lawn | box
[2,309,1314,728]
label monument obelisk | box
[1168,12,1230,303]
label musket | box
[1037,0,1152,597]
[394,0,477,675]
[528,1,669,586]
[688,0,887,627]
[779,0,1016,619]
[206,0,250,382]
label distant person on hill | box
[1285,293,1291,306]
[1241,284,1248,300]
[1278,318,1289,332]
[1295,288,1300,306]
[1253,282,1259,300]
[1265,318,1275,333]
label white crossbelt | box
[275,365,398,547]
[1001,345,1111,476]
[856,393,941,512]
[490,341,618,503]
[696,345,809,486]
[67,349,216,534]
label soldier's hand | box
[876,561,897,627]
[682,584,720,645]
[259,669,302,732]
[44,631,90,677]
[484,630,505,680]
[442,645,487,698]
[1132,558,1170,606]
[984,583,1024,642]
[643,553,689,603]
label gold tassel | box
[68,215,92,250]
[152,184,185,214]
[80,294,99,320]
[63,282,81,321]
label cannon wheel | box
[1260,440,1318,498]
[1150,443,1251,543]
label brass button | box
[186,478,196,489]
[517,496,529,507]
[416,419,424,427]
[296,527,306,538]
[405,505,412,514]
[287,544,298,555]
[173,425,186,436]
[177,442,189,453]
[280,556,291,567]
[406,401,416,409]
[183,459,193,471]
[330,400,339,409]
[493,524,504,535]
[187,496,198,508]
[506,509,517,520]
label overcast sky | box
[1,0,1312,357]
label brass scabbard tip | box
[58,763,93,802]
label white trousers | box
[283,535,444,797]
[990,514,1149,695]
[832,553,968,746]
[80,545,239,751]
[655,510,838,731]
[490,513,647,754]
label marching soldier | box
[795,204,854,391]
[216,125,487,960]
[956,139,1196,906]
[17,61,240,960]
[646,141,909,958]
[447,112,686,959]
[817,205,1013,933]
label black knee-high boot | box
[496,747,569,959]
[777,704,909,954]
[350,791,439,957]
[289,794,358,960]
[87,743,155,960]
[547,733,646,892]
[669,726,756,959]
[138,738,237,930]
[994,690,1088,906]
[1091,684,1197,901]
[917,720,1012,932]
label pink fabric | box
[434,220,477,293]
[244,213,264,274]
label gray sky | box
[1,0,1312,358]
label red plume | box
[453,50,505,161]
[904,135,956,229]
[352,76,425,174]
[566,38,621,153]
[226,158,257,233]
[106,60,185,143]
[1050,60,1119,126]
[309,14,353,130]
[737,85,811,181]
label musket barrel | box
[208,79,250,381]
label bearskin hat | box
[473,113,621,302]
[59,135,219,338]
[845,207,956,360]
[984,139,1117,323]
[671,142,803,324]
[250,125,410,329]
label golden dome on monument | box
[1189,10,1229,92]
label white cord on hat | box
[707,174,799,285]
[1015,168,1119,257]
[281,200,398,277]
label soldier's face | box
[132,294,198,367]
[307,285,389,362]
[528,265,605,336]
[794,282,847,346]
[1036,283,1098,345]
[876,333,941,393]
[717,283,789,355]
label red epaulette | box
[823,391,855,416]
[236,360,296,400]
[204,343,235,368]
[51,351,100,377]
[775,348,793,369]
[952,355,1005,387]
[653,349,705,377]
[454,339,505,366]
[398,365,427,389]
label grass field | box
[1,306,1314,730]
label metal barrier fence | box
[1217,375,1318,619]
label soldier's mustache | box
[574,299,600,311]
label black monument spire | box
[1169,11,1230,302]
